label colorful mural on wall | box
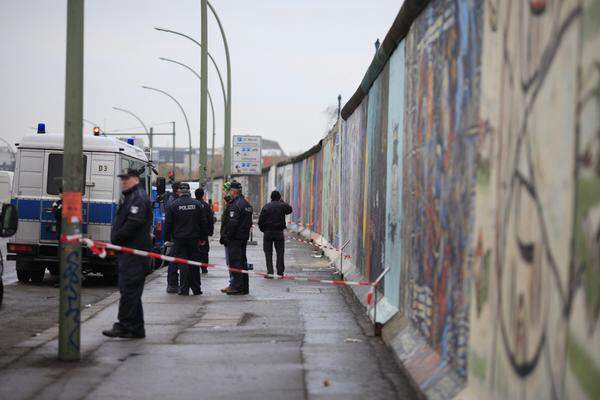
[232,0,598,398]
[402,0,482,379]
[467,0,600,398]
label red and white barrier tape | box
[61,234,372,288]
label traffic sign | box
[232,135,261,174]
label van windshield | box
[47,153,87,195]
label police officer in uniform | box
[165,182,208,295]
[258,190,292,278]
[103,167,151,339]
[165,182,181,293]
[221,181,253,295]
[219,181,233,292]
[195,188,214,274]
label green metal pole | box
[59,0,84,361]
[207,1,231,178]
[172,121,176,179]
[210,90,216,181]
[200,0,208,185]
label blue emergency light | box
[127,137,135,145]
[37,123,46,134]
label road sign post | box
[232,135,262,175]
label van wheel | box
[16,268,31,283]
[30,268,46,284]
[49,265,59,276]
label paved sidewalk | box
[0,231,417,400]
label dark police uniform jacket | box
[199,199,214,237]
[225,195,253,242]
[258,200,292,232]
[164,194,208,241]
[111,183,152,282]
[219,197,233,245]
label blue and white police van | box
[7,131,166,284]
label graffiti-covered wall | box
[466,0,600,399]
[230,0,599,398]
[402,0,482,381]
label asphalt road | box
[0,237,117,352]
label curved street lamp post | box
[154,4,232,178]
[159,57,218,180]
[141,86,193,177]
[111,107,152,151]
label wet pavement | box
[0,231,418,400]
[0,238,117,352]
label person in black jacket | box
[221,181,253,295]
[165,181,180,292]
[195,187,214,274]
[103,167,151,339]
[218,182,234,293]
[165,182,208,295]
[258,190,292,277]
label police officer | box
[194,188,214,274]
[165,181,181,293]
[165,182,208,295]
[258,190,292,278]
[219,182,235,293]
[221,181,253,295]
[166,181,180,207]
[103,167,151,339]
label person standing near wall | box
[221,181,253,295]
[220,181,233,292]
[258,190,292,278]
[165,181,180,293]
[195,187,214,274]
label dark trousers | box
[174,238,202,295]
[199,240,209,273]
[228,240,249,293]
[165,243,179,288]
[263,230,285,275]
[167,262,179,288]
[116,254,146,335]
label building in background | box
[0,144,15,171]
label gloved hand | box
[219,237,227,246]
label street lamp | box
[111,107,153,150]
[141,85,193,177]
[154,29,227,114]
[158,57,218,180]
[154,19,231,177]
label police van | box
[7,132,166,284]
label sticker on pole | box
[232,135,261,175]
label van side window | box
[121,157,148,192]
[47,153,87,195]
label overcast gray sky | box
[0,0,402,154]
